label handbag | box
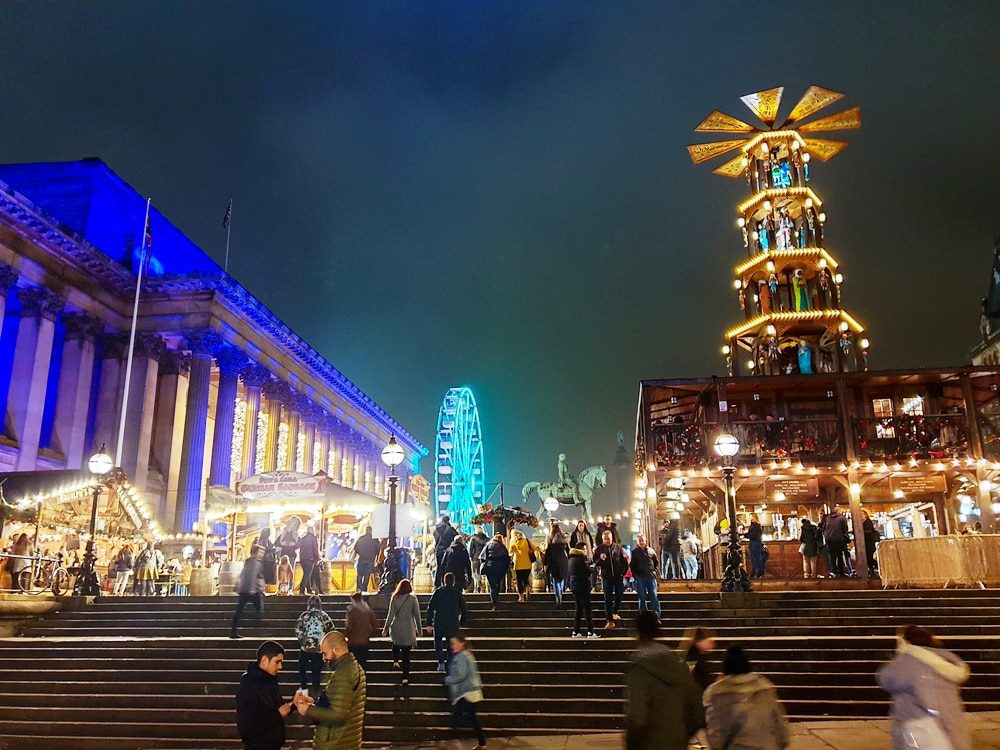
[527,542,537,564]
[462,689,484,703]
[899,715,952,749]
[798,543,806,555]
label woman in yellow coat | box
[509,530,537,603]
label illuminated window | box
[902,396,924,416]
[872,398,895,439]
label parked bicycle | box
[11,553,71,595]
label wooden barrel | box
[217,561,243,595]
[413,564,433,593]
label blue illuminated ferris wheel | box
[434,387,485,532]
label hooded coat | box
[878,640,970,750]
[543,540,570,581]
[703,672,789,750]
[625,641,705,750]
[442,538,473,588]
[567,547,592,593]
[305,651,366,750]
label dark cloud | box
[1,1,999,512]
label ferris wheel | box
[434,387,486,532]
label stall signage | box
[408,474,430,505]
[238,472,323,500]
[889,475,947,495]
[766,478,819,497]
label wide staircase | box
[0,589,999,749]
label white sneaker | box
[436,663,446,672]
[571,632,584,638]
[586,631,600,638]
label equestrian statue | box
[522,454,607,521]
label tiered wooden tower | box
[688,85,869,376]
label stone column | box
[300,403,318,475]
[175,330,221,531]
[288,394,309,472]
[0,264,19,337]
[53,312,102,469]
[9,286,64,470]
[208,345,247,489]
[239,364,270,480]
[316,425,331,476]
[121,333,165,491]
[261,380,290,472]
[93,333,128,458]
[151,350,190,529]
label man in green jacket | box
[295,631,366,750]
[625,611,705,750]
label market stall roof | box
[0,469,96,506]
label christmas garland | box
[471,504,539,528]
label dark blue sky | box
[1,2,999,513]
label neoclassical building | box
[0,159,426,532]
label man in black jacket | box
[823,505,850,577]
[432,515,459,587]
[593,530,628,630]
[426,572,467,671]
[235,640,296,750]
[353,526,380,593]
[442,536,473,590]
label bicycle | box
[14,553,71,596]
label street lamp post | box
[74,445,114,596]
[713,432,752,593]
[379,435,406,595]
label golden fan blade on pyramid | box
[687,138,751,164]
[798,107,862,134]
[740,87,784,126]
[712,153,747,178]
[803,138,849,161]
[694,110,757,133]
[784,85,845,125]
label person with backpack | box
[442,536,473,591]
[477,534,510,611]
[295,595,335,696]
[432,515,459,587]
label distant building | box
[0,159,426,532]
[971,239,1000,366]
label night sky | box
[2,2,999,515]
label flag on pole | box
[140,210,153,276]
[222,200,232,229]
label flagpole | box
[224,199,232,273]
[115,197,152,469]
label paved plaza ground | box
[380,712,1000,750]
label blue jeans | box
[552,577,565,603]
[635,575,660,618]
[683,556,698,580]
[434,627,456,666]
[356,560,374,591]
[603,576,624,621]
[486,572,504,604]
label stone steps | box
[1,589,999,748]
